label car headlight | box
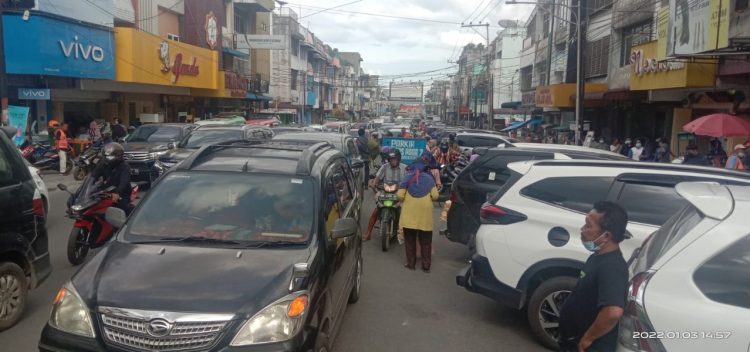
[230,292,309,346]
[49,282,95,338]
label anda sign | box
[159,41,200,84]
[630,49,685,76]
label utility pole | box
[547,0,555,86]
[574,0,586,145]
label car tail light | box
[618,271,666,352]
[479,202,526,225]
[32,190,45,218]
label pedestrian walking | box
[55,122,70,175]
[558,201,629,352]
[628,140,644,161]
[398,151,439,273]
[356,128,370,185]
[725,144,746,171]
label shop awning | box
[222,46,250,58]
[500,117,544,132]
[246,93,273,101]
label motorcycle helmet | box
[103,142,125,164]
[387,148,401,163]
[448,133,457,142]
[439,141,449,153]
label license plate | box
[380,193,398,201]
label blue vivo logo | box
[59,36,105,62]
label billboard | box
[667,0,729,55]
[389,82,423,101]
[381,138,427,164]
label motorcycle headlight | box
[49,282,95,338]
[70,204,84,212]
[230,292,309,346]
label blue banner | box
[382,138,427,165]
[8,106,30,146]
[2,14,115,79]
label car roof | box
[273,132,348,142]
[477,146,626,160]
[175,141,341,176]
[141,123,191,128]
[457,131,511,139]
[194,125,246,130]
[502,143,629,159]
[516,159,750,180]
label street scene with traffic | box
[1,0,749,352]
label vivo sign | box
[60,36,106,62]
[18,88,51,100]
[2,14,114,79]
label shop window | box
[621,21,653,67]
[167,33,180,42]
[291,70,298,90]
[520,66,533,91]
[586,35,610,77]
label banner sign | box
[667,0,729,55]
[18,88,51,100]
[8,106,30,146]
[236,34,286,50]
[382,138,427,165]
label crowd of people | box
[44,118,128,175]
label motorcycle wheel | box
[67,227,90,266]
[380,210,393,252]
[72,166,87,181]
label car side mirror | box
[332,218,358,239]
[105,207,127,228]
[351,159,365,169]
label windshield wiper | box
[243,241,304,249]
[129,236,242,246]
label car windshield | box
[125,172,314,245]
[128,126,181,143]
[181,130,243,148]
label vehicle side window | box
[694,234,750,309]
[346,139,357,157]
[520,177,614,213]
[324,177,342,239]
[333,161,353,207]
[471,155,537,185]
[616,182,687,225]
[456,135,474,147]
[0,141,18,187]
[475,137,504,147]
[340,163,357,196]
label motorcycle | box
[20,141,50,164]
[58,176,138,265]
[377,182,400,252]
[33,147,73,174]
[72,143,103,181]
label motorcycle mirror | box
[57,183,68,191]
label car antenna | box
[242,161,249,172]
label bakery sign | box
[205,11,218,49]
[159,40,200,84]
[630,49,685,76]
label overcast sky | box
[282,0,533,84]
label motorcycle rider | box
[365,148,407,241]
[90,143,133,215]
[432,140,459,167]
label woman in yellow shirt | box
[398,151,439,273]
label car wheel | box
[526,276,577,350]
[0,262,28,331]
[348,255,362,304]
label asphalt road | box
[0,175,540,352]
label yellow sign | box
[115,27,218,89]
[630,41,715,91]
[535,83,607,108]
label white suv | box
[617,182,750,352]
[456,160,750,349]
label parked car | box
[444,145,630,250]
[273,132,367,198]
[39,141,363,352]
[158,125,272,169]
[0,127,51,331]
[122,123,195,186]
[193,116,246,126]
[454,131,516,152]
[24,159,50,217]
[617,182,750,352]
[456,159,750,349]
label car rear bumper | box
[456,254,524,310]
[445,202,477,245]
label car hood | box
[161,148,196,162]
[72,241,310,314]
[123,142,166,153]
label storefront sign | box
[381,138,427,164]
[236,34,286,50]
[115,28,218,89]
[2,14,114,79]
[534,84,608,108]
[8,106,29,146]
[667,0,729,56]
[225,71,249,97]
[18,88,51,100]
[205,12,219,49]
[629,41,715,91]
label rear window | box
[616,182,688,225]
[520,177,614,213]
[638,205,703,271]
[694,234,750,309]
[471,154,543,185]
[126,172,315,244]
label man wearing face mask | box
[90,143,133,215]
[558,201,629,352]
[628,140,644,161]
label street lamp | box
[506,0,583,145]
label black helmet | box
[103,142,124,164]
[439,141,449,153]
[448,133,457,141]
[387,148,401,163]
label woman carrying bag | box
[398,151,439,273]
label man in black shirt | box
[558,201,629,352]
[91,143,133,215]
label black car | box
[39,141,363,352]
[0,127,51,331]
[444,145,631,250]
[158,125,273,169]
[122,123,195,185]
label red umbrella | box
[683,113,750,137]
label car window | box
[181,130,243,148]
[0,139,17,186]
[641,205,703,270]
[126,172,315,244]
[520,177,615,213]
[472,154,536,185]
[694,234,750,309]
[128,125,182,143]
[324,176,342,240]
[333,160,354,207]
[346,139,359,158]
[616,182,688,225]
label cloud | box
[287,0,533,76]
